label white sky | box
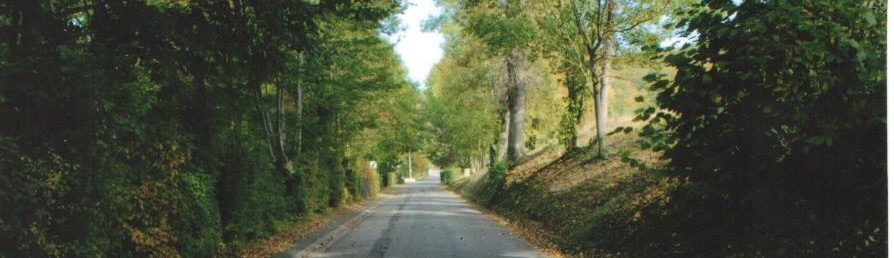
[388,0,445,89]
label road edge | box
[277,187,403,258]
[288,203,380,257]
[443,187,565,258]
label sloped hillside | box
[451,133,672,257]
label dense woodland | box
[1,0,888,257]
[1,0,427,256]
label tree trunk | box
[471,155,478,174]
[296,52,304,158]
[272,81,295,175]
[497,110,509,161]
[594,0,615,159]
[482,150,488,171]
[506,50,526,164]
[565,71,578,149]
[587,65,602,155]
[287,53,304,197]
[255,78,294,177]
[255,82,277,160]
[594,55,610,158]
[407,151,413,179]
[275,79,292,173]
[478,145,486,173]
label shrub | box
[482,161,508,206]
[439,169,456,185]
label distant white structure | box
[428,167,440,177]
[369,161,377,169]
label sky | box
[387,0,445,89]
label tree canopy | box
[0,0,424,256]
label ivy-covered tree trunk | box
[506,51,526,163]
[497,109,510,161]
[563,71,581,150]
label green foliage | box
[425,1,564,169]
[557,71,588,151]
[482,159,508,206]
[439,169,457,185]
[422,38,502,167]
[0,140,79,256]
[175,172,221,257]
[0,0,413,256]
[462,0,538,56]
[635,0,886,255]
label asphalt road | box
[297,175,543,258]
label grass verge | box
[450,133,671,257]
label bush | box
[482,161,508,206]
[439,169,456,185]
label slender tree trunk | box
[506,50,526,163]
[275,79,292,173]
[497,110,509,161]
[255,82,277,161]
[594,0,615,159]
[485,152,489,168]
[407,151,413,179]
[565,71,578,149]
[286,53,305,197]
[296,52,304,158]
[256,78,293,176]
[471,156,477,174]
[477,145,485,173]
[597,49,612,157]
[592,63,608,158]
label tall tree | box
[505,49,526,162]
[535,0,677,158]
[463,0,536,164]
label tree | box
[534,0,678,158]
[637,0,886,255]
[423,42,502,169]
[462,0,537,164]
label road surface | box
[288,175,543,258]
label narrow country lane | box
[284,174,543,258]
